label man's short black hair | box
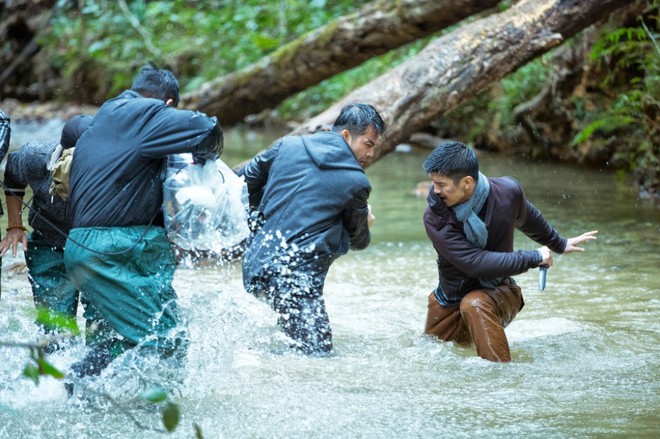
[331,103,386,137]
[422,141,479,184]
[131,61,180,107]
[61,114,93,149]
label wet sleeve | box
[191,116,223,164]
[343,186,371,251]
[139,109,223,161]
[238,140,282,209]
[3,149,28,197]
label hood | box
[302,131,363,171]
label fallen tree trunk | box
[180,0,502,124]
[291,0,631,166]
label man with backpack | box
[0,115,93,349]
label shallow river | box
[1,123,658,438]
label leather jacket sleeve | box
[516,199,567,254]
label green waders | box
[64,225,188,376]
[27,232,83,330]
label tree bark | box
[179,0,502,124]
[290,0,631,166]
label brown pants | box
[424,281,523,362]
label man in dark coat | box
[64,63,223,378]
[422,141,598,361]
[1,115,93,344]
[240,103,385,355]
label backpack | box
[49,147,75,201]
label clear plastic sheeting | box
[163,154,249,253]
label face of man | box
[429,172,474,207]
[342,125,378,168]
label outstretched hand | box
[564,230,598,253]
[0,228,28,258]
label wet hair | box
[131,61,180,107]
[331,103,386,137]
[60,114,93,149]
[422,141,479,184]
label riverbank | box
[0,99,99,122]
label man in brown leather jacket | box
[422,141,597,362]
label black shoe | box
[70,346,115,378]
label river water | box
[0,123,658,438]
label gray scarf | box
[452,172,490,248]
[451,172,502,288]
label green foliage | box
[22,347,65,385]
[448,55,551,145]
[571,114,637,145]
[162,401,181,432]
[278,39,428,121]
[140,386,169,403]
[492,57,550,127]
[42,0,372,101]
[140,386,184,433]
[36,307,81,335]
[3,331,189,433]
[573,0,659,194]
[16,308,78,385]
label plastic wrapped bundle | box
[163,154,250,253]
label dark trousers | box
[247,270,333,355]
[424,280,523,362]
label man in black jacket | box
[240,103,385,355]
[64,63,223,378]
[1,115,92,344]
[422,141,597,361]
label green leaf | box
[162,402,180,432]
[23,363,40,385]
[35,308,80,335]
[140,386,168,403]
[36,358,65,379]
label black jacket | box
[240,132,371,281]
[424,176,567,306]
[68,90,222,228]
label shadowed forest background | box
[0,0,658,198]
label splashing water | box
[1,138,659,437]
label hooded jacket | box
[424,176,567,306]
[240,131,371,280]
[68,90,222,228]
